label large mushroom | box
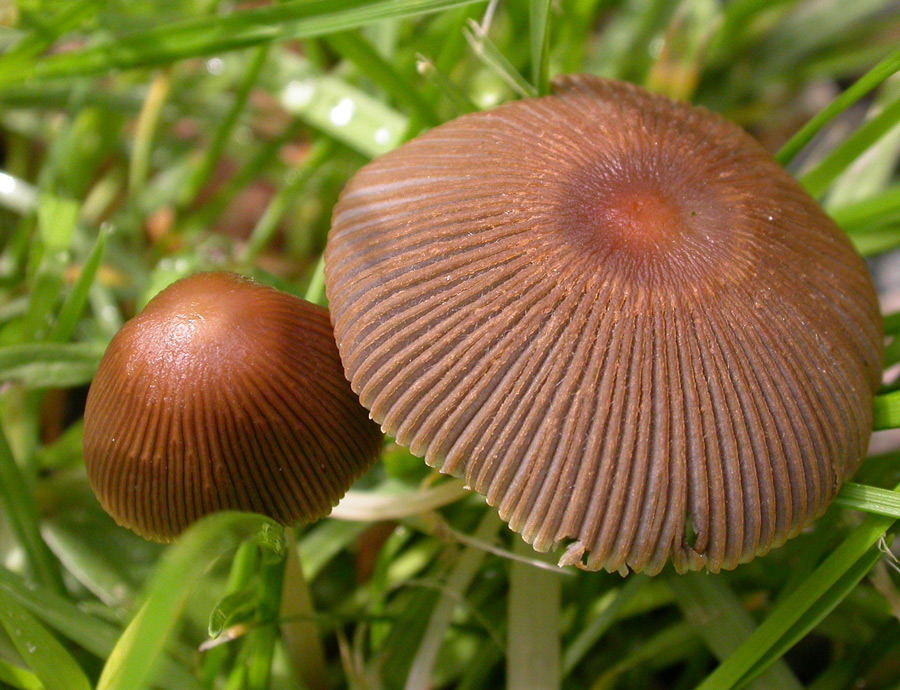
[324,75,883,574]
[83,272,382,541]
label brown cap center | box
[596,185,687,250]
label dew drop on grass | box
[330,97,356,126]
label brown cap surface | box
[324,75,883,574]
[83,272,382,541]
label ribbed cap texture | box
[83,272,382,541]
[325,75,883,574]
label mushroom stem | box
[280,529,328,690]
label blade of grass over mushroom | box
[0,428,64,594]
[403,511,502,690]
[835,482,900,518]
[0,588,92,690]
[667,573,804,690]
[529,0,552,95]
[799,91,900,198]
[97,513,276,690]
[507,539,560,690]
[0,0,488,89]
[0,342,105,388]
[463,19,537,98]
[694,482,900,690]
[329,481,471,521]
[775,43,900,165]
[325,31,440,127]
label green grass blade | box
[0,341,105,388]
[736,546,883,689]
[0,428,63,593]
[562,574,648,676]
[593,621,700,689]
[849,224,900,257]
[0,658,42,690]
[507,539,560,690]
[0,0,487,88]
[48,227,108,343]
[279,68,407,158]
[829,184,900,230]
[303,254,327,306]
[128,71,172,198]
[464,19,537,98]
[403,511,502,690]
[326,31,439,126]
[694,483,900,690]
[873,390,900,429]
[3,0,104,66]
[415,53,479,115]
[97,512,276,690]
[885,310,900,334]
[800,92,900,198]
[529,0,551,95]
[280,530,329,690]
[667,573,803,690]
[241,139,335,265]
[835,481,900,518]
[776,44,900,165]
[179,44,271,208]
[36,193,78,254]
[298,519,369,579]
[0,588,92,690]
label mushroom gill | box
[83,272,382,541]
[324,75,883,574]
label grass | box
[1,1,900,689]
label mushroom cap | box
[83,272,382,541]
[324,75,883,574]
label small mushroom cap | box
[83,272,382,541]
[325,75,883,574]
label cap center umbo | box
[594,183,688,250]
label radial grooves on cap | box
[83,273,381,541]
[325,74,883,574]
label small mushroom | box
[324,75,883,574]
[83,272,382,541]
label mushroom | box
[324,75,883,574]
[83,272,382,541]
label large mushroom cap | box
[83,272,382,541]
[325,75,883,574]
